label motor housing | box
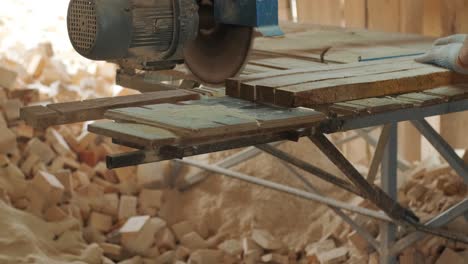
[67,0,199,71]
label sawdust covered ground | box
[160,139,353,250]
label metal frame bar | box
[177,142,283,190]
[390,199,468,256]
[175,158,392,222]
[411,119,468,184]
[335,99,468,132]
[355,128,410,171]
[308,134,418,223]
[266,151,381,251]
[367,124,391,183]
[256,144,362,195]
[379,123,398,264]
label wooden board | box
[248,58,324,70]
[344,0,366,28]
[88,122,178,149]
[89,87,468,151]
[367,0,401,32]
[296,0,343,26]
[102,97,326,141]
[328,84,468,117]
[20,90,200,128]
[227,58,468,108]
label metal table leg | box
[380,123,398,264]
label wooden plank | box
[88,122,178,149]
[344,0,367,28]
[226,57,417,98]
[342,97,413,114]
[296,0,343,26]
[423,0,443,37]
[422,85,468,101]
[367,0,401,32]
[104,97,325,139]
[274,67,468,107]
[329,96,413,116]
[20,90,200,128]
[249,58,324,70]
[440,0,468,36]
[253,60,426,103]
[106,104,259,137]
[395,92,445,107]
[278,0,291,21]
[400,0,424,34]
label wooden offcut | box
[20,90,200,128]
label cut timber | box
[226,57,414,97]
[20,89,200,128]
[276,67,468,107]
[250,60,425,102]
[228,58,468,107]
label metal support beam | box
[278,161,381,251]
[411,119,468,184]
[390,198,468,256]
[379,123,398,264]
[334,128,377,146]
[367,125,391,183]
[106,129,306,168]
[355,128,410,171]
[308,134,418,223]
[335,99,468,132]
[175,158,392,222]
[178,142,283,190]
[256,144,362,196]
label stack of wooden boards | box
[226,58,468,108]
[88,97,326,150]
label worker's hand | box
[433,34,467,46]
[415,43,468,74]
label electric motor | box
[67,0,199,71]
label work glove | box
[415,34,468,74]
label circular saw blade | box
[184,9,254,86]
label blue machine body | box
[214,0,283,37]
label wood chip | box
[88,212,113,233]
[0,66,18,89]
[251,229,283,251]
[118,195,137,220]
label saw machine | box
[67,0,282,86]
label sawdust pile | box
[162,140,351,250]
